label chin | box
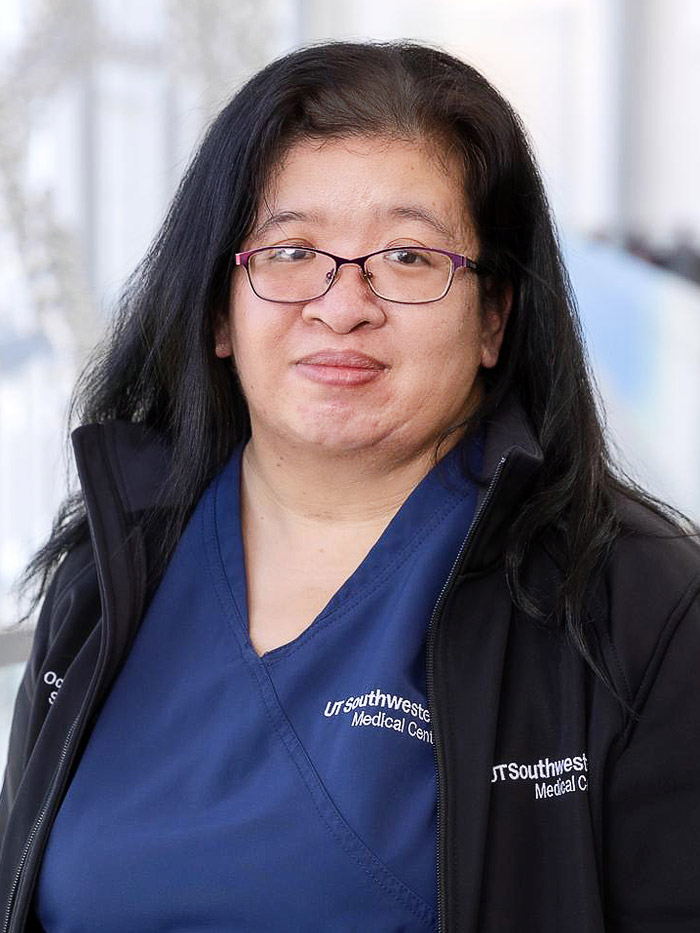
[270,415,391,457]
[292,427,386,455]
[280,402,387,449]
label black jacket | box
[1,397,700,932]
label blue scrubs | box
[35,437,481,932]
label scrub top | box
[34,436,481,933]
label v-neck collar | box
[209,434,483,660]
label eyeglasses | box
[234,245,483,305]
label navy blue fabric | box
[34,437,481,932]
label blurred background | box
[1,0,699,764]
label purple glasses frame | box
[234,245,483,305]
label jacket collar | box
[480,391,542,483]
[71,420,173,518]
[466,392,545,572]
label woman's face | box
[216,136,509,464]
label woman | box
[1,41,699,932]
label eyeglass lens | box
[247,247,453,303]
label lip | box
[296,350,387,369]
[295,349,388,386]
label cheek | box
[419,307,483,374]
[228,306,259,394]
[407,312,485,416]
[392,331,474,427]
[230,307,291,399]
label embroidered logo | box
[43,670,64,706]
[322,687,434,744]
[491,753,589,800]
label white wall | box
[620,0,700,247]
[299,0,623,235]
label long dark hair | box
[16,41,693,689]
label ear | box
[480,285,512,369]
[214,315,233,359]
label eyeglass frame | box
[233,245,484,305]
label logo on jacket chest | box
[43,669,64,706]
[491,753,589,800]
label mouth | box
[295,349,388,386]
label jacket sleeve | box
[0,567,65,840]
[604,580,700,930]
[0,531,99,846]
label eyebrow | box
[251,211,320,241]
[384,206,457,242]
[250,205,458,243]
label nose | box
[300,262,386,333]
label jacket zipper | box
[426,454,508,933]
[2,715,80,933]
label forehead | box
[252,135,473,246]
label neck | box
[240,433,461,536]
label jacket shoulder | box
[18,537,100,720]
[600,497,700,924]
[594,492,700,707]
[39,538,99,643]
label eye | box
[265,246,316,263]
[383,248,435,267]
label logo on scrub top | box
[322,686,434,745]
